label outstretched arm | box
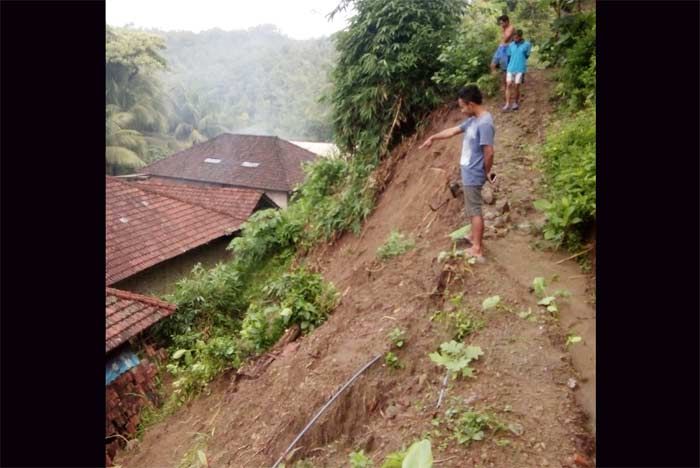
[419,126,463,149]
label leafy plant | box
[388,327,407,349]
[532,277,547,298]
[349,449,373,468]
[432,0,500,90]
[535,106,595,249]
[331,0,465,157]
[481,296,501,311]
[476,73,499,97]
[565,334,582,347]
[401,439,432,468]
[385,351,403,370]
[537,295,559,313]
[451,410,505,445]
[448,224,472,242]
[429,341,483,379]
[377,230,415,260]
[240,269,338,352]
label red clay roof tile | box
[105,287,175,353]
[106,176,241,285]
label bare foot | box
[465,247,485,258]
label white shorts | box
[506,72,524,84]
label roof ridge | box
[112,176,245,222]
[106,287,176,311]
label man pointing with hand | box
[419,85,495,261]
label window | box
[241,161,260,168]
[204,158,221,164]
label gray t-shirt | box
[458,112,495,186]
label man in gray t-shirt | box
[419,85,495,260]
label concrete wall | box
[113,235,235,297]
[265,190,289,209]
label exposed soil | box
[115,69,596,468]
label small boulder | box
[482,185,495,204]
[495,198,510,214]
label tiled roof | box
[106,287,175,353]
[131,177,270,220]
[106,176,240,285]
[141,134,317,192]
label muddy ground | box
[115,69,596,468]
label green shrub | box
[331,0,465,156]
[377,230,415,260]
[535,106,595,248]
[475,74,499,97]
[432,2,499,91]
[240,269,338,352]
[555,17,595,110]
[166,333,242,401]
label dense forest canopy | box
[159,25,336,141]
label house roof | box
[130,177,272,220]
[289,141,339,157]
[106,287,176,353]
[141,133,317,192]
[106,176,240,285]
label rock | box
[464,393,479,405]
[482,185,495,204]
[361,434,376,452]
[384,404,400,419]
[493,213,510,228]
[495,198,510,214]
[516,222,532,233]
[417,374,428,388]
[567,378,578,389]
[484,210,497,220]
[508,422,524,436]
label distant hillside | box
[156,25,337,142]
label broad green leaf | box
[566,335,582,347]
[533,199,552,211]
[517,308,532,319]
[448,224,472,241]
[482,295,501,310]
[532,277,547,297]
[402,439,432,468]
[172,349,187,359]
[197,449,208,467]
[547,304,558,313]
[537,296,556,306]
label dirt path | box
[115,69,596,468]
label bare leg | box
[504,82,511,107]
[514,83,520,105]
[470,215,485,256]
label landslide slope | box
[117,69,596,468]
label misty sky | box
[106,0,353,39]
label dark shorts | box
[463,185,483,217]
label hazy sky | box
[106,0,353,39]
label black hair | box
[497,15,509,23]
[515,29,524,37]
[457,85,483,105]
